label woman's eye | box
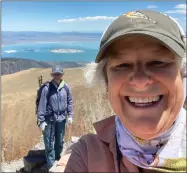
[112,63,132,71]
[148,61,168,67]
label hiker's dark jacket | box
[37,80,73,123]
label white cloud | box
[165,9,186,14]
[175,4,186,9]
[147,5,158,9]
[57,16,117,23]
[165,3,186,14]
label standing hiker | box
[37,66,73,169]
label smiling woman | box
[103,35,185,140]
[64,10,186,172]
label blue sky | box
[2,1,186,33]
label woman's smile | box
[125,95,163,108]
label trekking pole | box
[38,76,43,88]
[40,76,43,85]
[39,76,42,87]
[38,77,41,88]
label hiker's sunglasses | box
[53,73,63,76]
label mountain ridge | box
[1,57,86,75]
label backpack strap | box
[46,81,52,106]
[63,83,70,112]
[63,83,69,96]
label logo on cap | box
[125,12,145,18]
[124,11,157,24]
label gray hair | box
[84,54,186,88]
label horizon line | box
[2,31,103,33]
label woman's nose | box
[130,65,153,90]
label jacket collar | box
[93,116,117,156]
[52,80,65,90]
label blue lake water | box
[2,41,100,62]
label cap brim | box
[95,30,185,63]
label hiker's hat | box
[51,66,64,74]
[95,10,186,63]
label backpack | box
[36,81,51,116]
[35,81,69,116]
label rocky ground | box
[1,159,24,172]
[1,136,79,173]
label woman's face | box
[106,35,184,139]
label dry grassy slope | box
[2,67,113,162]
[2,68,84,106]
[2,67,84,94]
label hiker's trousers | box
[43,120,66,169]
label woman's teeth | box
[128,96,160,103]
[128,96,161,107]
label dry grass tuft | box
[2,94,41,161]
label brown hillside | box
[2,68,113,162]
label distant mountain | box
[2,31,102,45]
[1,58,85,75]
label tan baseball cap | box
[95,10,186,63]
